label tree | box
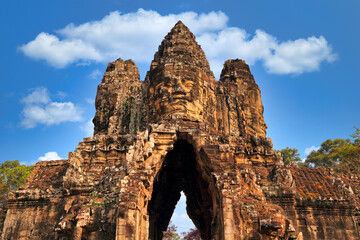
[350,126,360,145]
[182,228,201,240]
[0,160,33,208]
[305,127,360,173]
[305,138,351,168]
[278,147,302,165]
[162,222,181,240]
[330,144,360,174]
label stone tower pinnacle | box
[151,20,212,73]
[146,21,216,123]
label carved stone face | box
[149,65,204,121]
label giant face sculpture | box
[148,63,205,122]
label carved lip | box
[172,90,187,95]
[171,91,188,98]
[171,95,191,101]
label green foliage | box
[277,127,360,172]
[0,160,33,208]
[0,160,33,192]
[305,127,360,174]
[350,126,360,145]
[305,138,350,168]
[306,138,351,167]
[330,144,360,174]
[163,222,181,240]
[122,100,127,107]
[278,147,302,165]
[182,228,201,240]
[163,222,201,240]
[84,196,106,207]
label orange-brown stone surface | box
[1,21,359,240]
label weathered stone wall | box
[93,59,144,135]
[1,161,69,239]
[1,21,359,240]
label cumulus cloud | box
[88,69,103,80]
[38,151,62,161]
[56,91,67,99]
[19,9,336,76]
[21,87,83,128]
[264,36,337,74]
[21,87,50,105]
[80,118,94,137]
[199,29,337,75]
[304,146,320,156]
[85,97,95,105]
[20,9,226,69]
[20,32,102,68]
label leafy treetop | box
[304,126,360,174]
[0,160,33,208]
[277,147,302,165]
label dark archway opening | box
[148,140,221,240]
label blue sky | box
[1,0,359,233]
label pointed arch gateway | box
[148,138,224,240]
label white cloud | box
[21,87,83,128]
[199,29,337,75]
[57,91,67,99]
[80,118,94,137]
[20,32,102,68]
[304,146,320,156]
[38,151,62,161]
[19,9,336,76]
[85,97,95,105]
[89,69,102,80]
[20,9,226,69]
[264,36,337,74]
[21,87,50,105]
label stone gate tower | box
[1,22,359,240]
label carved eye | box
[185,81,194,88]
[163,78,172,87]
[164,81,171,87]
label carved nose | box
[174,78,185,93]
